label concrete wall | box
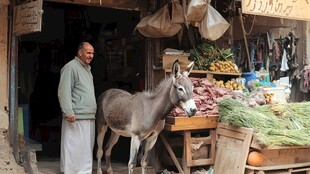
[0,0,9,130]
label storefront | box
[1,0,310,173]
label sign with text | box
[242,0,310,21]
[13,0,43,36]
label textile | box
[60,119,95,174]
[58,57,97,119]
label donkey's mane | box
[142,75,172,97]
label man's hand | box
[66,114,76,122]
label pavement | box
[37,157,159,174]
[37,158,129,174]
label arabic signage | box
[242,0,310,21]
[13,0,43,36]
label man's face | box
[78,44,94,64]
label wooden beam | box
[0,0,9,5]
[159,133,184,174]
[45,0,139,11]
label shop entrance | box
[17,1,144,162]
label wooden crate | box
[162,54,190,69]
[214,122,254,174]
[250,136,310,166]
[214,123,310,174]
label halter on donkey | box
[96,60,197,174]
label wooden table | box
[160,115,218,174]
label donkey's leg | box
[140,133,159,174]
[96,126,108,174]
[128,135,141,174]
[105,131,120,174]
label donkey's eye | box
[178,87,184,92]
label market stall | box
[159,47,242,174]
[215,99,310,174]
[133,0,310,173]
[160,54,309,174]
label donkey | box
[96,60,197,174]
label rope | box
[245,15,256,36]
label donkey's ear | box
[172,59,181,78]
[182,61,194,77]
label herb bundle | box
[219,99,310,146]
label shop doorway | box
[17,1,144,162]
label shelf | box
[165,69,241,75]
[202,71,242,76]
[165,69,242,81]
[164,115,218,131]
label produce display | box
[263,92,274,104]
[170,77,234,116]
[189,42,236,71]
[246,151,265,167]
[219,98,310,146]
[212,78,245,91]
[208,60,240,73]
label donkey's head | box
[170,60,197,117]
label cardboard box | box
[263,87,287,104]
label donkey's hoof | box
[97,169,103,174]
[107,168,113,174]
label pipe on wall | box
[8,0,20,163]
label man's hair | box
[78,42,86,51]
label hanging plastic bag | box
[136,4,182,38]
[171,0,184,24]
[280,49,289,71]
[198,4,230,40]
[186,0,209,22]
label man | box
[58,42,97,174]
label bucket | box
[242,71,256,89]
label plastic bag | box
[186,0,208,22]
[198,4,230,40]
[136,4,182,38]
[171,0,184,24]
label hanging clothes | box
[300,66,310,93]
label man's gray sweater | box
[58,57,97,119]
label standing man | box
[58,42,97,174]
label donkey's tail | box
[96,92,108,132]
